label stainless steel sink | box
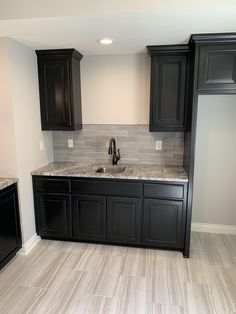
[96,166,126,174]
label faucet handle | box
[117,149,121,162]
[112,148,121,165]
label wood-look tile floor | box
[0,232,236,314]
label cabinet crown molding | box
[147,45,189,56]
[36,48,83,61]
[189,33,236,45]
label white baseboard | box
[18,233,41,255]
[191,222,236,235]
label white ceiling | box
[0,0,236,55]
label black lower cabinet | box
[73,195,106,241]
[143,199,185,249]
[35,193,72,239]
[107,197,141,244]
[0,184,22,270]
[33,177,189,256]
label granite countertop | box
[0,178,18,191]
[32,162,188,182]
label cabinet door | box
[73,195,106,241]
[38,59,72,130]
[107,197,141,244]
[150,55,187,131]
[0,187,21,263]
[198,44,236,92]
[143,199,185,249]
[35,193,72,239]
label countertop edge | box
[0,178,18,191]
[31,162,189,183]
[32,173,188,183]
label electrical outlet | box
[68,139,74,148]
[39,139,44,152]
[155,140,162,151]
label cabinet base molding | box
[18,234,41,255]
[191,222,236,235]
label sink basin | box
[96,166,126,174]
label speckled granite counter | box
[0,178,18,191]
[32,162,188,182]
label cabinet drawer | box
[34,177,71,193]
[144,183,184,199]
[72,180,142,197]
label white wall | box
[0,38,53,243]
[192,95,236,226]
[81,54,150,124]
[0,39,18,177]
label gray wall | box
[53,125,184,166]
[192,95,236,226]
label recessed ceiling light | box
[98,38,113,45]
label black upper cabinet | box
[190,33,236,93]
[0,184,22,270]
[147,45,189,132]
[36,49,83,131]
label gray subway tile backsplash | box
[53,124,184,166]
